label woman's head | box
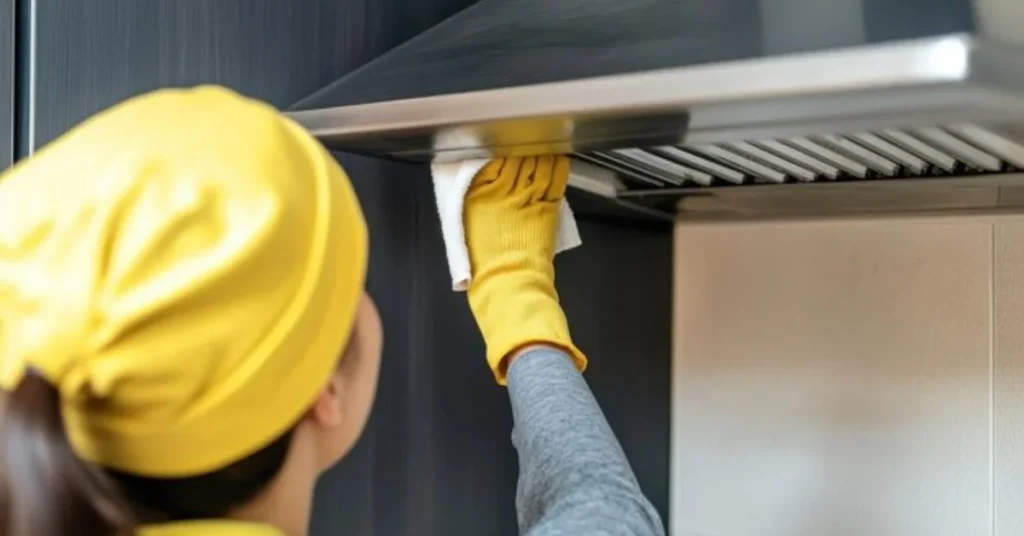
[0,87,382,535]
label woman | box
[0,87,663,536]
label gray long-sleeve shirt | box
[506,348,665,536]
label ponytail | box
[0,372,297,533]
[0,372,137,536]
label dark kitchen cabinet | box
[20,1,671,534]
[311,160,671,534]
[28,0,480,148]
[0,0,13,170]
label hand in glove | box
[463,156,587,385]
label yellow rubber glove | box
[464,156,587,385]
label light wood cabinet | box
[672,216,1024,536]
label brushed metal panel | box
[672,220,992,536]
[294,0,974,109]
[292,35,1024,162]
[994,221,1024,536]
[666,175,1010,218]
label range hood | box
[288,0,1024,220]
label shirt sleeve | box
[506,347,665,536]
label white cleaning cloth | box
[431,159,582,292]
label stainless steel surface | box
[610,149,708,186]
[290,35,1023,161]
[818,134,901,175]
[592,151,682,186]
[652,146,746,184]
[568,124,1024,219]
[285,11,1024,221]
[880,129,960,171]
[755,139,841,179]
[666,174,1024,219]
[692,145,787,183]
[850,133,929,174]
[787,136,871,177]
[565,160,624,199]
[915,127,1003,170]
[575,153,664,188]
[949,124,1024,167]
[644,125,1021,186]
[726,141,818,182]
[673,219,993,535]
[294,0,976,110]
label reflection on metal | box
[652,147,747,184]
[879,129,959,171]
[754,139,841,179]
[914,127,1002,171]
[818,134,900,175]
[566,160,624,199]
[286,27,1024,221]
[594,125,1024,220]
[665,173,1024,219]
[288,35,1024,163]
[593,151,683,185]
[851,133,928,174]
[575,153,664,187]
[611,148,713,186]
[591,126,1024,193]
[693,145,787,183]
[726,140,817,182]
[787,137,869,177]
[948,124,1024,168]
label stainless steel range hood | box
[288,0,1024,219]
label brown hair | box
[0,371,294,536]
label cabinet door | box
[673,219,993,536]
[0,0,13,169]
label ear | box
[308,371,346,428]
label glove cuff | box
[468,274,588,385]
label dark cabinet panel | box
[28,2,672,534]
[30,0,477,147]
[311,155,521,535]
[558,221,672,521]
[0,0,12,169]
[312,155,671,535]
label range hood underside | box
[289,35,1024,220]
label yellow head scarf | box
[0,86,368,477]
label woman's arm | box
[507,347,664,536]
[461,157,662,534]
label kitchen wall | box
[1,1,672,534]
[672,215,1024,536]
